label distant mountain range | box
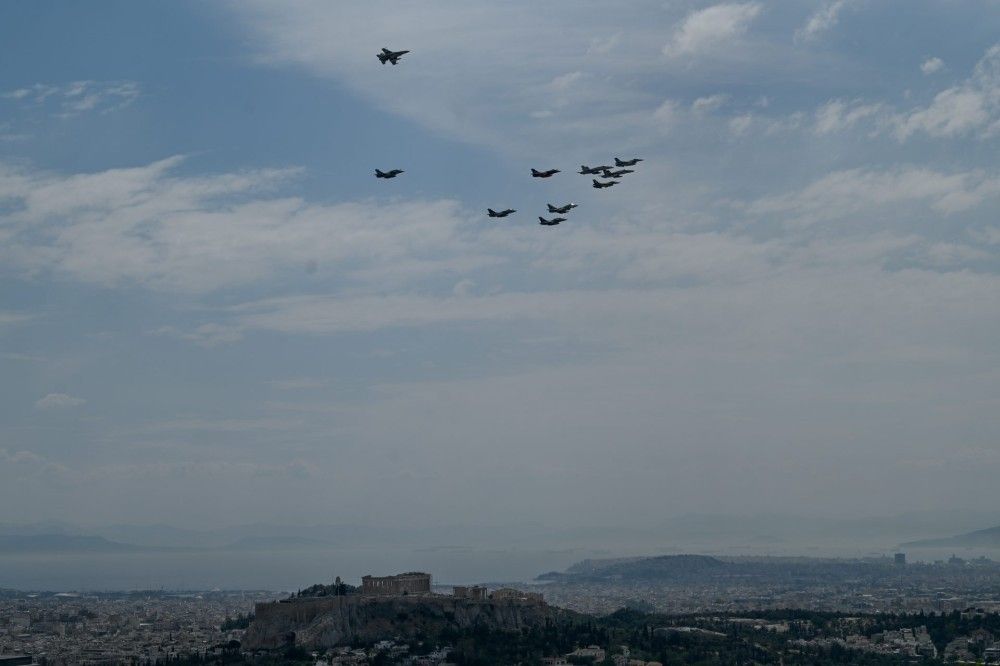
[3,511,1000,555]
[537,553,918,584]
[0,534,139,553]
[902,525,1000,548]
[539,554,726,582]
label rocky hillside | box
[243,594,579,650]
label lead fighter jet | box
[615,157,643,167]
[487,208,516,218]
[375,168,404,179]
[377,48,410,65]
[547,203,578,214]
[531,168,560,178]
[538,216,566,226]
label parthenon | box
[361,572,432,596]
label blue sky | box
[2,0,1000,530]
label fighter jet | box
[547,203,578,214]
[592,179,617,189]
[601,168,634,179]
[538,216,566,226]
[487,208,516,218]
[377,48,410,65]
[615,157,643,167]
[578,164,611,175]
[531,168,560,178]
[375,169,404,179]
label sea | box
[3,542,1000,593]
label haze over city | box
[2,0,1000,570]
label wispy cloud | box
[724,44,1000,143]
[893,46,1000,140]
[3,80,140,117]
[662,3,762,59]
[0,157,484,293]
[692,94,729,114]
[814,99,884,134]
[151,323,245,347]
[268,378,328,391]
[35,393,86,409]
[795,0,853,42]
[921,57,945,75]
[748,166,1000,223]
[0,311,34,327]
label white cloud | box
[748,167,1000,224]
[35,393,86,409]
[921,57,945,75]
[729,113,754,136]
[795,0,852,42]
[814,99,884,134]
[0,157,483,293]
[663,3,762,59]
[738,44,1000,142]
[151,323,245,347]
[895,87,991,140]
[2,80,140,117]
[692,94,728,114]
[547,71,584,92]
[0,352,46,362]
[587,32,621,56]
[0,448,47,466]
[894,44,1000,140]
[0,448,70,479]
[0,311,33,326]
[728,112,804,136]
[653,99,680,130]
[230,293,566,335]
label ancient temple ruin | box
[361,572,432,596]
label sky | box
[1,0,999,532]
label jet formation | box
[373,47,644,228]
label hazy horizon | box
[2,0,1000,564]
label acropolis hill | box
[243,572,572,650]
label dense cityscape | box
[537,554,1000,616]
[5,555,1000,664]
[0,590,263,665]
